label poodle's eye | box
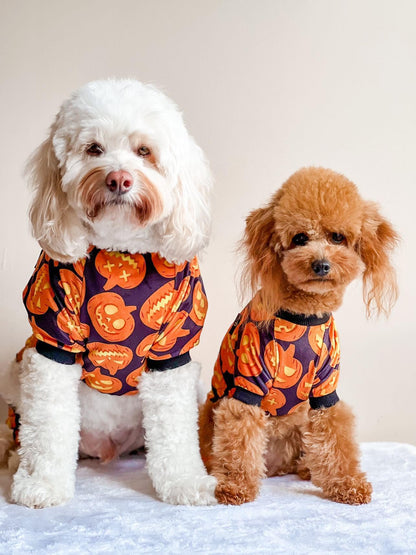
[137,145,151,157]
[292,233,309,246]
[86,143,104,156]
[331,233,346,245]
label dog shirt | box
[208,300,340,416]
[22,248,208,396]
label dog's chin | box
[86,195,162,227]
[296,278,338,295]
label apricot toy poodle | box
[199,167,398,505]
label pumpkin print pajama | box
[208,300,340,415]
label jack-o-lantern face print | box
[126,364,146,389]
[140,281,175,330]
[236,322,262,377]
[151,253,186,278]
[261,387,286,415]
[296,360,317,400]
[59,269,85,316]
[189,281,208,326]
[87,292,136,342]
[264,340,278,378]
[26,263,58,315]
[274,344,303,389]
[312,370,340,398]
[95,251,146,291]
[82,367,122,394]
[87,342,133,375]
[57,309,90,343]
[151,310,190,355]
[308,325,326,355]
[212,359,228,398]
[274,320,305,342]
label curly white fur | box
[0,79,214,508]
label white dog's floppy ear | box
[158,129,212,263]
[26,123,88,263]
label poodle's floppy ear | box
[241,194,285,318]
[26,123,88,263]
[358,201,399,317]
[157,124,212,263]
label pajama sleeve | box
[309,318,340,409]
[23,252,88,363]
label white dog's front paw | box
[11,471,74,508]
[157,474,218,506]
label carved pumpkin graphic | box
[150,310,190,355]
[87,292,136,342]
[328,322,340,367]
[261,387,286,415]
[151,253,186,278]
[95,251,146,291]
[136,332,158,357]
[236,322,262,377]
[171,276,191,313]
[264,340,278,378]
[274,320,305,342]
[57,308,90,343]
[315,342,329,372]
[87,342,133,375]
[26,263,58,315]
[311,369,339,398]
[308,325,326,355]
[189,257,201,278]
[212,359,228,398]
[82,367,122,394]
[140,281,175,330]
[189,281,208,326]
[126,364,146,389]
[234,376,265,397]
[296,360,317,400]
[179,329,202,355]
[59,269,85,316]
[30,316,59,349]
[219,334,236,374]
[274,344,303,389]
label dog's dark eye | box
[292,233,309,246]
[137,145,151,157]
[331,233,346,245]
[86,143,104,156]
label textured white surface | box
[0,442,415,554]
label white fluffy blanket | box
[0,442,415,554]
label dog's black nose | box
[311,259,331,276]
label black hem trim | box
[147,352,191,371]
[36,341,77,365]
[233,387,263,406]
[275,310,331,326]
[309,391,340,410]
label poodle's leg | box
[11,348,82,508]
[198,398,217,473]
[211,397,268,505]
[139,362,217,505]
[303,401,372,504]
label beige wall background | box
[1,0,415,445]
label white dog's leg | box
[139,361,217,505]
[11,348,81,508]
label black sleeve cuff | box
[36,341,77,365]
[147,352,191,371]
[233,387,263,406]
[309,391,339,410]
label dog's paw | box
[215,481,258,505]
[324,475,373,505]
[157,474,217,506]
[11,471,74,508]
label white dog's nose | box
[105,170,133,194]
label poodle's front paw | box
[157,474,217,506]
[215,480,259,505]
[11,471,74,508]
[324,475,372,505]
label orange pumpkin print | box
[236,322,262,377]
[140,281,175,330]
[212,358,228,398]
[95,251,146,290]
[264,340,278,378]
[87,342,133,375]
[189,281,208,326]
[29,316,59,349]
[179,329,202,355]
[26,263,58,315]
[311,369,340,398]
[151,253,186,278]
[59,269,85,316]
[136,332,158,357]
[218,334,236,374]
[261,387,286,415]
[296,360,317,400]
[328,321,340,367]
[171,276,192,313]
[308,325,326,355]
[87,292,136,342]
[57,309,90,343]
[189,257,201,278]
[274,344,303,388]
[235,376,265,397]
[150,310,190,356]
[126,364,146,389]
[274,320,305,342]
[82,367,122,394]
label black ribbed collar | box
[275,310,331,326]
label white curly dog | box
[0,79,216,508]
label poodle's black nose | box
[312,259,331,276]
